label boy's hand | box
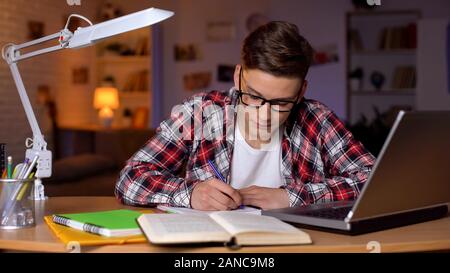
[191,179,242,211]
[239,186,290,210]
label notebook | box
[157,205,261,215]
[137,211,312,246]
[44,216,147,246]
[51,209,143,237]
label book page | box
[209,211,301,236]
[157,205,261,215]
[137,214,230,244]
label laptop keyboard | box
[302,206,352,220]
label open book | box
[137,211,312,246]
[156,205,261,215]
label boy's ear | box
[233,64,242,89]
[298,80,308,102]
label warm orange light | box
[93,87,119,127]
[93,87,119,110]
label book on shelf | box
[122,70,149,92]
[379,23,417,50]
[137,211,312,246]
[349,29,364,51]
[391,66,416,90]
[134,37,149,56]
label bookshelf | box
[346,10,421,125]
[95,27,152,128]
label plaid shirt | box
[115,88,375,208]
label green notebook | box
[52,209,143,237]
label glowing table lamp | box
[1,8,174,200]
[94,86,120,127]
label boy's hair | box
[241,21,313,80]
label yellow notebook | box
[44,210,154,246]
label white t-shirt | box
[230,124,284,189]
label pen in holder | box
[0,178,35,229]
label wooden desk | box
[0,197,449,253]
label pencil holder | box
[0,178,35,229]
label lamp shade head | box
[68,8,174,49]
[93,87,119,110]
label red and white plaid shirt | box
[115,89,375,208]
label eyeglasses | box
[238,68,300,113]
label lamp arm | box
[0,31,70,188]
[2,31,72,148]
[4,58,53,199]
[2,31,71,63]
[8,62,46,150]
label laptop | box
[262,111,450,235]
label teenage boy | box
[115,21,375,211]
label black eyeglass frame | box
[237,67,302,113]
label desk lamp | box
[1,8,174,200]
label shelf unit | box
[346,10,421,125]
[351,89,416,96]
[95,27,152,129]
[351,49,416,56]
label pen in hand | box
[207,160,244,209]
